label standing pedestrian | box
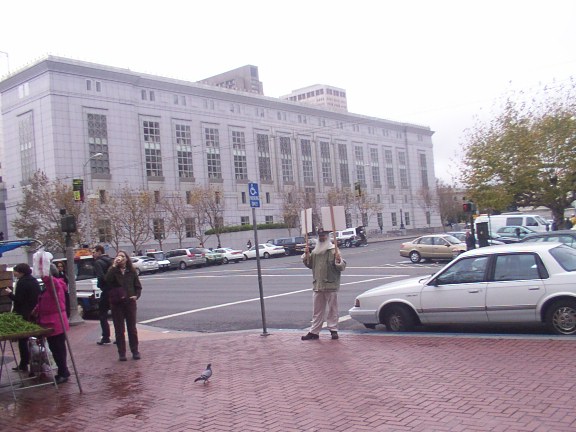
[465,230,475,251]
[106,251,142,361]
[246,239,252,249]
[301,228,346,340]
[34,265,71,384]
[93,245,114,345]
[6,263,41,372]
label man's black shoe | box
[330,330,339,340]
[55,376,68,385]
[132,352,141,360]
[97,338,112,345]
[301,332,319,340]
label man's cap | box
[317,228,329,235]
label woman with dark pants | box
[35,266,71,384]
[105,251,142,361]
[6,263,41,372]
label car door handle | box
[528,287,540,290]
[468,289,480,293]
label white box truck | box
[475,213,550,234]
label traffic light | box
[463,203,472,212]
[61,214,77,233]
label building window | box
[149,91,155,101]
[426,211,431,225]
[257,134,272,182]
[391,212,398,227]
[277,111,287,121]
[241,191,246,204]
[384,149,395,188]
[405,212,410,226]
[97,219,112,243]
[153,218,165,240]
[154,190,160,204]
[232,130,248,180]
[354,145,366,185]
[86,113,110,175]
[320,141,332,185]
[18,112,36,182]
[370,147,381,185]
[279,136,294,182]
[99,190,106,204]
[186,191,192,205]
[399,168,408,189]
[265,192,270,204]
[265,216,273,224]
[143,120,163,177]
[95,81,101,92]
[86,80,92,91]
[185,217,195,238]
[338,143,350,185]
[391,195,395,204]
[377,212,383,230]
[203,99,215,110]
[141,90,147,100]
[419,153,429,188]
[300,139,314,183]
[175,123,193,178]
[297,114,307,124]
[204,127,222,179]
[353,124,360,132]
[241,216,250,226]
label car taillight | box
[187,253,195,257]
[355,299,360,307]
[232,252,240,255]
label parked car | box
[131,256,159,275]
[165,248,207,270]
[350,242,576,335]
[193,247,224,265]
[213,247,244,264]
[145,250,171,271]
[399,234,467,263]
[520,230,576,249]
[243,243,286,260]
[496,226,538,239]
[266,237,307,255]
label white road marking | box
[139,275,401,324]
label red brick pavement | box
[1,321,576,431]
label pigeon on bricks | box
[194,364,212,384]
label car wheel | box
[409,251,421,263]
[136,268,141,276]
[345,239,352,248]
[179,261,187,270]
[263,252,270,259]
[546,300,576,335]
[223,257,229,264]
[243,254,248,260]
[364,324,376,329]
[382,305,416,332]
[284,249,290,256]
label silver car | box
[131,256,159,275]
[165,248,207,270]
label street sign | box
[249,182,260,208]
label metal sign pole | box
[252,206,268,336]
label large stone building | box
[0,56,440,252]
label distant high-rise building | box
[198,65,264,95]
[281,84,348,112]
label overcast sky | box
[1,0,574,183]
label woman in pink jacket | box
[33,266,70,384]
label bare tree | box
[12,171,83,252]
[203,186,225,247]
[161,192,190,248]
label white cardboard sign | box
[300,208,313,235]
[320,206,346,232]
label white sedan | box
[243,243,285,260]
[131,256,159,275]
[350,242,576,335]
[213,247,244,264]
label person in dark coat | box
[93,245,114,345]
[105,251,142,361]
[6,263,41,372]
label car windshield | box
[549,245,576,271]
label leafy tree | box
[461,79,576,223]
[12,171,82,252]
[435,179,466,226]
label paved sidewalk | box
[1,321,576,431]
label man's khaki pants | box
[310,291,338,334]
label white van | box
[475,214,550,234]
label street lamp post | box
[83,153,104,246]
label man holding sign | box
[301,227,346,340]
